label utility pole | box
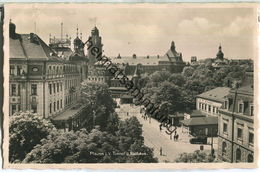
[231,82,239,163]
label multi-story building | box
[218,72,254,162]
[9,22,83,120]
[196,87,231,117]
[181,87,230,137]
[111,41,186,75]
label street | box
[116,103,217,162]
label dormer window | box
[224,100,228,109]
[250,104,254,116]
[238,101,244,113]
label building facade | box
[196,87,231,117]
[9,22,83,119]
[218,72,254,162]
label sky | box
[6,4,257,61]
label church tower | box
[87,26,103,66]
[73,27,84,56]
[216,45,224,60]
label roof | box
[189,110,207,117]
[10,33,59,60]
[52,105,85,121]
[181,117,218,126]
[110,55,169,66]
[197,87,230,103]
[109,87,127,91]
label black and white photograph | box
[2,3,258,169]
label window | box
[249,132,254,145]
[11,104,16,115]
[213,107,215,113]
[10,66,15,75]
[248,154,254,163]
[17,84,20,96]
[223,123,228,133]
[199,103,202,110]
[49,84,52,94]
[53,83,56,93]
[208,105,211,112]
[31,84,37,95]
[17,104,21,111]
[250,105,254,116]
[57,100,59,110]
[238,103,243,113]
[57,83,59,92]
[60,99,63,109]
[222,142,227,156]
[224,100,228,109]
[11,84,16,96]
[17,66,22,75]
[60,83,63,91]
[236,148,241,162]
[49,103,52,113]
[237,128,243,140]
[54,102,56,111]
[31,104,37,113]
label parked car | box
[189,136,207,144]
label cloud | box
[219,16,254,37]
[177,17,220,35]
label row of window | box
[88,77,104,82]
[11,84,37,96]
[222,142,253,162]
[49,82,63,95]
[49,99,63,114]
[222,122,254,145]
[65,78,80,90]
[48,64,78,75]
[199,103,219,114]
[224,99,253,116]
[10,104,37,115]
[10,65,23,76]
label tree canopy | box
[9,112,55,163]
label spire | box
[61,22,63,40]
[171,41,176,52]
[76,25,79,37]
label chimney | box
[30,33,35,43]
[133,54,136,59]
[157,55,160,59]
[9,22,16,38]
[147,55,149,59]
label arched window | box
[236,148,241,162]
[248,154,253,163]
[222,142,227,156]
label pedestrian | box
[160,147,162,156]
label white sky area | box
[7,4,257,61]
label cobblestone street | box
[116,103,218,162]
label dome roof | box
[73,36,83,44]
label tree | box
[81,82,117,131]
[24,117,158,163]
[175,150,215,163]
[182,66,195,78]
[9,112,55,163]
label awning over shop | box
[181,116,218,126]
